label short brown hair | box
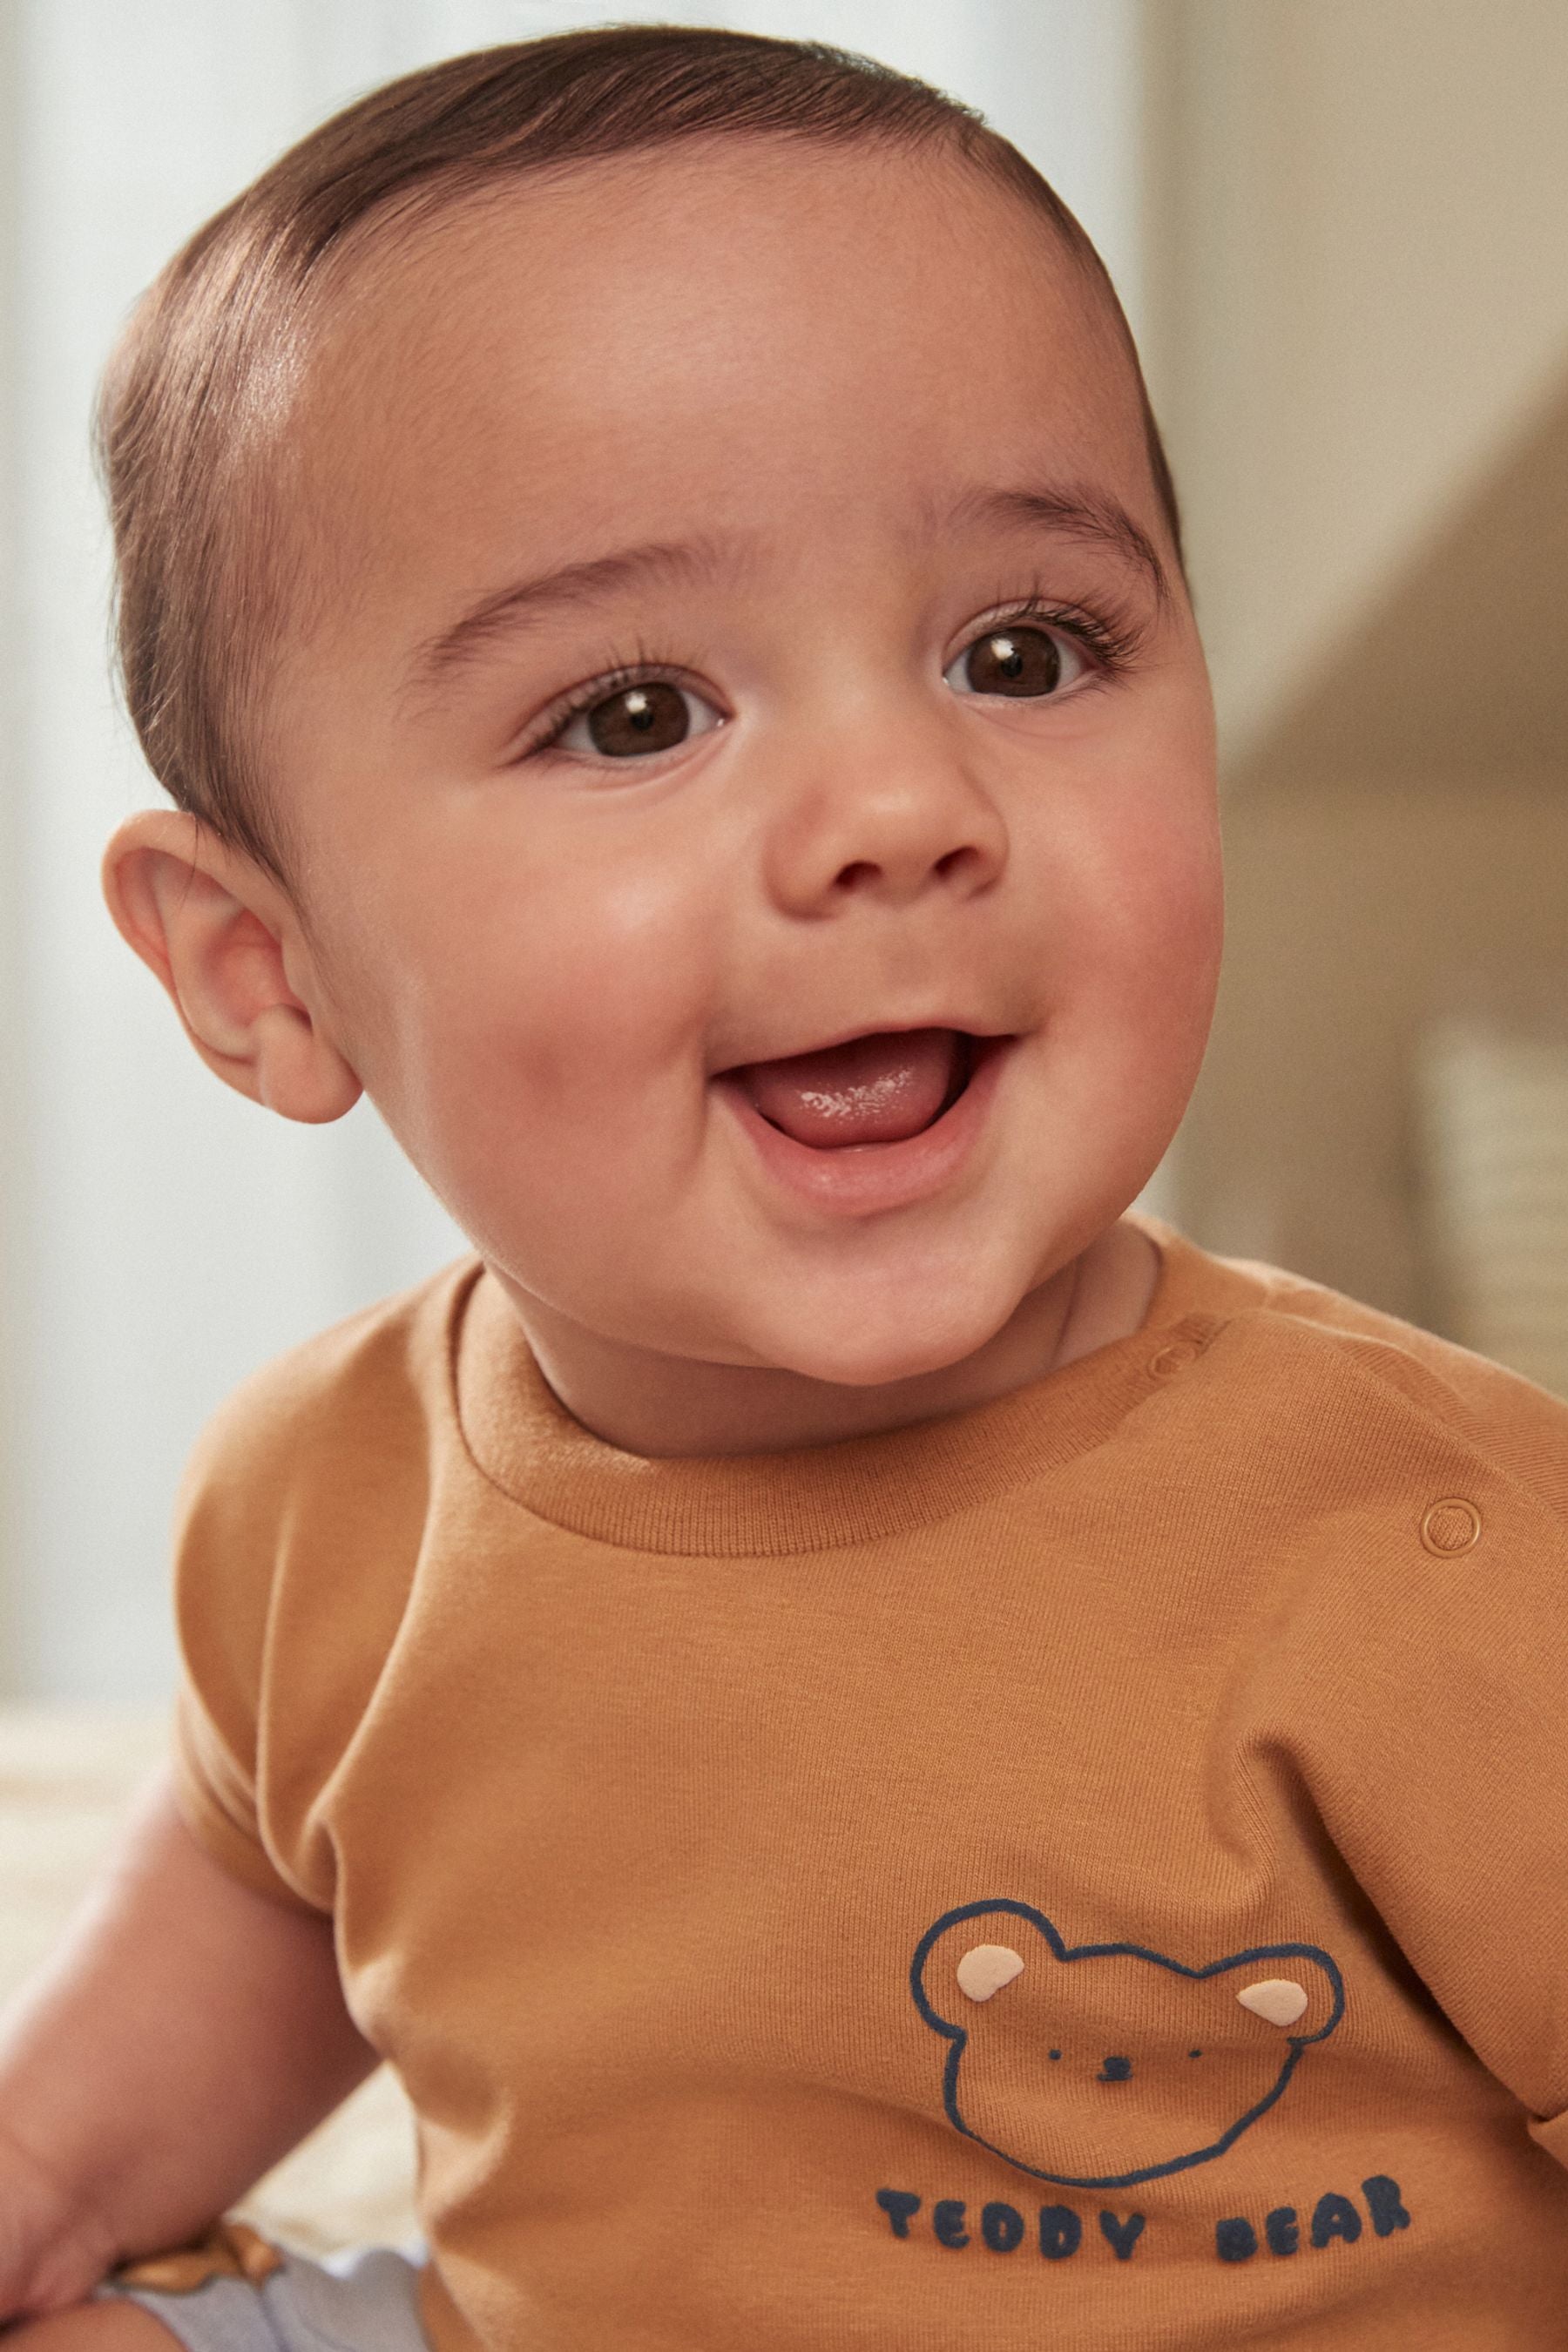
[95,25,1182,887]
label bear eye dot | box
[1188,2048,1203,2058]
[1048,2049,1061,2061]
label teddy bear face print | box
[910,1899,1345,2191]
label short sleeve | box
[164,1267,456,1920]
[167,1376,328,1915]
[171,1686,318,1911]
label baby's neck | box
[496,1220,1159,1458]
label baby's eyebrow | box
[937,483,1171,608]
[399,483,1167,711]
[399,537,727,708]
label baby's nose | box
[761,744,1009,918]
[1097,2055,1133,2082]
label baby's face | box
[268,139,1220,1391]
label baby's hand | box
[0,2117,119,2322]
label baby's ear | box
[103,809,362,1125]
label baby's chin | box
[731,1266,1041,1395]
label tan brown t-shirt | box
[169,1214,1568,2349]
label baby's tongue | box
[739,1028,962,1148]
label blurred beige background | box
[1142,0,1568,1390]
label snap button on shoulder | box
[1420,1497,1482,1558]
[1148,1341,1196,1378]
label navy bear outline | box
[910,1896,1346,2190]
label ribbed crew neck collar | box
[451,1214,1250,1556]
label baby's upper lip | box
[713,1019,1012,1075]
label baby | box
[2,24,1566,2352]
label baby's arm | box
[0,1763,377,2322]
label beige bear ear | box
[1236,1977,1309,2028]
[956,1943,1025,2004]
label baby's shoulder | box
[1199,1243,1568,1537]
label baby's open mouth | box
[724,1028,992,1150]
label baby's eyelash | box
[518,654,679,760]
[975,590,1146,676]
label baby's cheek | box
[466,861,719,1103]
[1097,793,1223,1030]
[531,848,724,1060]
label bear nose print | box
[1097,2055,1133,2082]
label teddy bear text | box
[874,2175,1411,2264]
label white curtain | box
[1,0,1142,1700]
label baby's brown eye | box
[556,678,721,760]
[945,623,1087,701]
[585,681,688,755]
[967,627,1058,696]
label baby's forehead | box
[297,137,1141,489]
[314,163,1124,551]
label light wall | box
[1143,0,1568,762]
[0,7,19,1707]
[1189,780,1568,1322]
[1144,1,1568,1321]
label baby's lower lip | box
[713,1034,1014,1217]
